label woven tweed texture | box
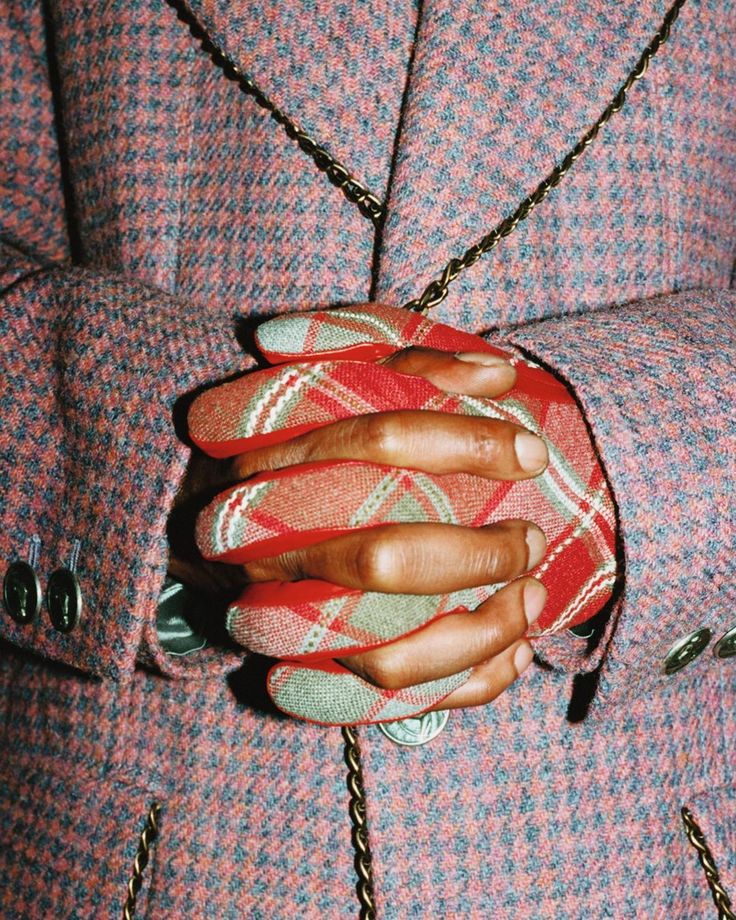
[1,0,735,914]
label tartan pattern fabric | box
[504,290,736,704]
[1,0,735,914]
[187,360,490,456]
[253,303,510,360]
[227,580,492,658]
[267,660,469,726]
[192,306,616,724]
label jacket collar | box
[182,0,420,199]
[183,0,672,316]
[374,0,672,317]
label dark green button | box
[714,626,736,660]
[3,561,41,624]
[46,568,82,634]
[662,627,711,675]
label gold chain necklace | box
[166,4,733,919]
[171,0,685,315]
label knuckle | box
[362,413,404,460]
[478,678,500,704]
[476,669,507,704]
[476,617,509,654]
[354,533,397,588]
[484,523,529,576]
[484,541,518,579]
[383,345,430,371]
[360,649,411,691]
[468,425,507,469]
[229,455,248,479]
[278,550,307,580]
[243,550,303,582]
[241,560,259,581]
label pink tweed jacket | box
[1,0,735,917]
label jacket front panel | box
[1,639,734,918]
[1,0,735,917]
[41,0,736,325]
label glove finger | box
[266,658,470,726]
[226,578,497,660]
[255,303,568,402]
[195,462,514,565]
[188,359,474,458]
[255,303,498,364]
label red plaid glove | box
[189,306,617,725]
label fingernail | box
[515,431,548,473]
[514,642,534,675]
[525,526,546,569]
[454,351,510,367]
[523,579,547,625]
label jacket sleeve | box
[0,6,248,679]
[0,262,251,680]
[503,289,736,703]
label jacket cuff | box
[501,289,736,702]
[0,266,251,679]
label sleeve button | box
[662,627,712,675]
[2,561,42,624]
[46,568,83,634]
[714,626,736,660]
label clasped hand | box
[172,305,558,724]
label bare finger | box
[429,639,534,710]
[231,410,548,481]
[243,521,547,592]
[381,346,517,398]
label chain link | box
[123,802,162,920]
[404,0,687,313]
[171,0,687,314]
[681,807,736,920]
[342,726,377,920]
[168,0,385,226]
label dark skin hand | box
[170,343,549,711]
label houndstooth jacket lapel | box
[182,0,671,319]
[372,0,671,316]
[181,0,420,201]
